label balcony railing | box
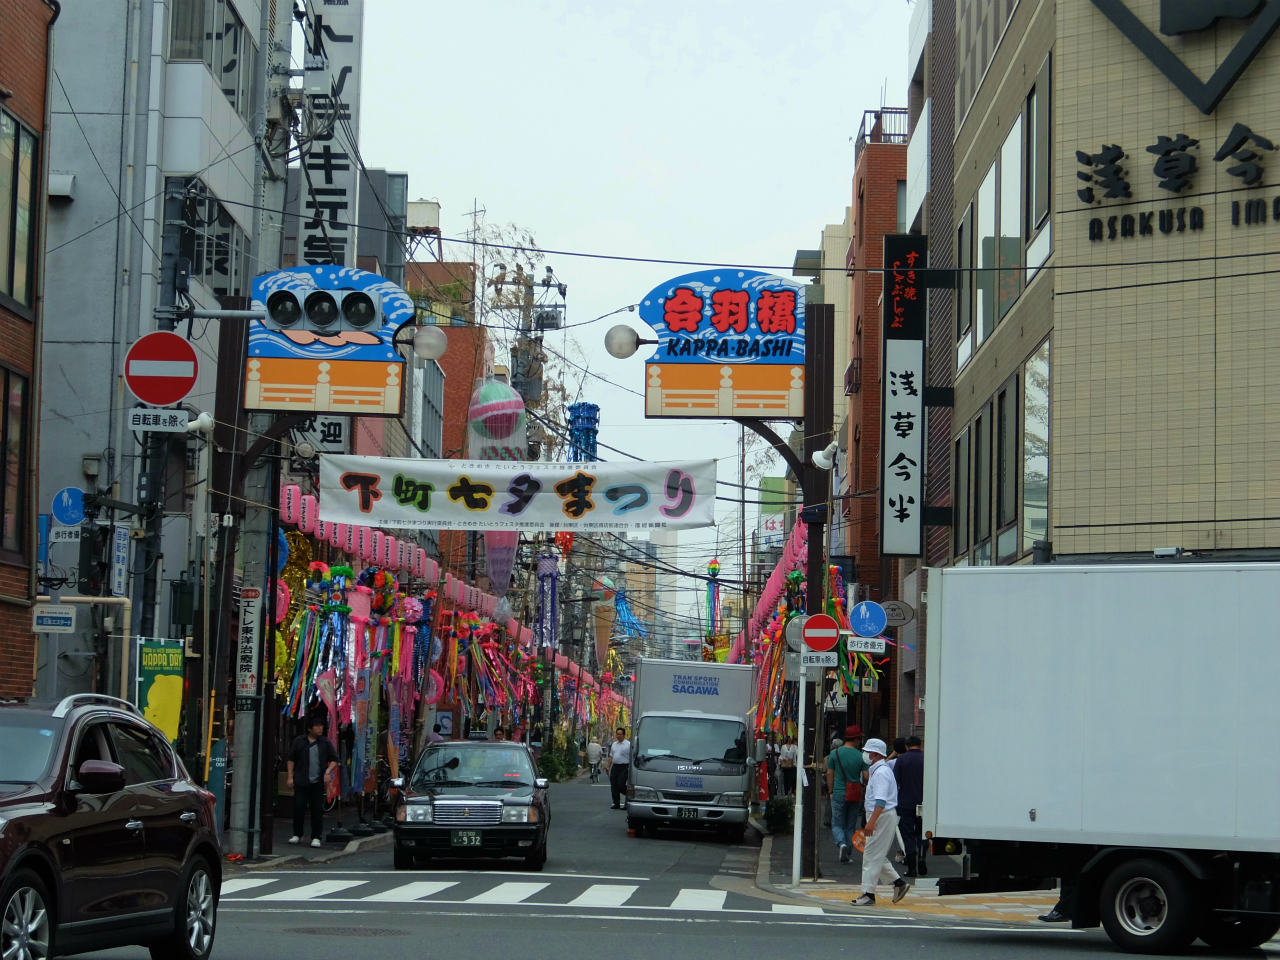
[844,356,862,396]
[854,107,910,164]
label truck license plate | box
[451,830,482,846]
[677,807,698,819]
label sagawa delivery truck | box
[925,563,1280,953]
[625,658,762,841]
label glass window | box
[635,716,747,769]
[0,113,38,307]
[956,205,973,370]
[896,180,907,232]
[0,116,12,298]
[953,430,970,556]
[975,163,997,345]
[1023,339,1050,552]
[998,118,1023,318]
[3,371,25,553]
[1027,56,1052,233]
[974,406,991,545]
[169,0,204,59]
[110,723,172,784]
[997,378,1018,529]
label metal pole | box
[790,666,807,886]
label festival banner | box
[135,638,185,741]
[319,455,717,531]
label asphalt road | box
[68,777,1272,959]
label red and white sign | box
[802,613,840,652]
[124,332,198,406]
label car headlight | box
[718,792,745,807]
[629,786,659,801]
[396,803,433,823]
[501,805,531,823]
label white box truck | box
[625,658,762,841]
[925,563,1280,953]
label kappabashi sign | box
[880,234,927,558]
[638,269,806,419]
[319,455,717,532]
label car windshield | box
[0,713,63,782]
[635,717,746,766]
[411,745,535,790]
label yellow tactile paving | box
[801,885,1058,923]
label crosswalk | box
[219,873,827,916]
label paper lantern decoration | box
[427,558,438,582]
[315,519,330,542]
[379,536,394,568]
[281,484,302,525]
[415,548,427,578]
[356,526,373,561]
[299,495,318,533]
[372,531,384,564]
[466,377,527,450]
[327,523,342,548]
[340,524,357,554]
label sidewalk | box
[753,812,1057,925]
[224,800,394,873]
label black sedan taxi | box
[393,740,550,870]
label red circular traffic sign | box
[802,613,840,652]
[124,332,199,406]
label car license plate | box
[451,830,482,847]
[677,807,699,820]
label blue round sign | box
[51,487,85,526]
[850,600,887,638]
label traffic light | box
[263,288,382,333]
[77,523,111,595]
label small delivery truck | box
[924,563,1280,953]
[625,658,762,841]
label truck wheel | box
[1100,858,1201,954]
[1198,914,1280,950]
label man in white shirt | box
[586,737,603,783]
[778,736,798,795]
[607,727,632,809]
[851,738,912,907]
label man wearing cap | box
[851,738,912,906]
[825,725,868,863]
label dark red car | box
[0,694,221,960]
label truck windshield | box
[635,717,747,768]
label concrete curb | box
[227,828,394,873]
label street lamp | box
[604,324,658,360]
[392,322,448,363]
[811,439,839,471]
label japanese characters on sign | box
[639,269,807,419]
[318,455,718,532]
[297,1,363,267]
[236,586,263,697]
[1078,121,1280,242]
[880,234,927,558]
[128,409,189,433]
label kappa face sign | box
[1091,0,1280,113]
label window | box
[998,118,1023,317]
[169,0,258,123]
[1022,338,1050,552]
[956,205,973,370]
[896,180,907,232]
[1026,56,1052,234]
[953,430,970,557]
[975,163,997,345]
[973,405,991,547]
[174,177,251,299]
[2,369,26,553]
[110,723,172,785]
[0,112,37,307]
[996,378,1019,561]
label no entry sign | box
[802,613,840,652]
[124,332,198,406]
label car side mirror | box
[76,759,126,794]
[754,739,768,763]
[535,778,549,790]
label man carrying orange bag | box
[850,739,912,907]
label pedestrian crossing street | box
[219,872,829,916]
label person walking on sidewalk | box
[607,727,631,809]
[286,714,340,848]
[893,736,926,876]
[851,738,912,907]
[825,725,867,863]
[778,735,798,795]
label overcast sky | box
[357,1,912,614]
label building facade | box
[0,0,58,696]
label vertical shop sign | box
[880,235,927,557]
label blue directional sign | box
[850,600,888,638]
[51,487,85,526]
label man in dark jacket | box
[286,714,340,847]
[893,736,925,876]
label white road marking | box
[466,881,549,904]
[219,878,275,896]
[669,889,727,911]
[363,881,459,902]
[771,904,825,915]
[257,880,365,901]
[566,884,639,907]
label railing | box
[844,356,862,396]
[854,107,910,164]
